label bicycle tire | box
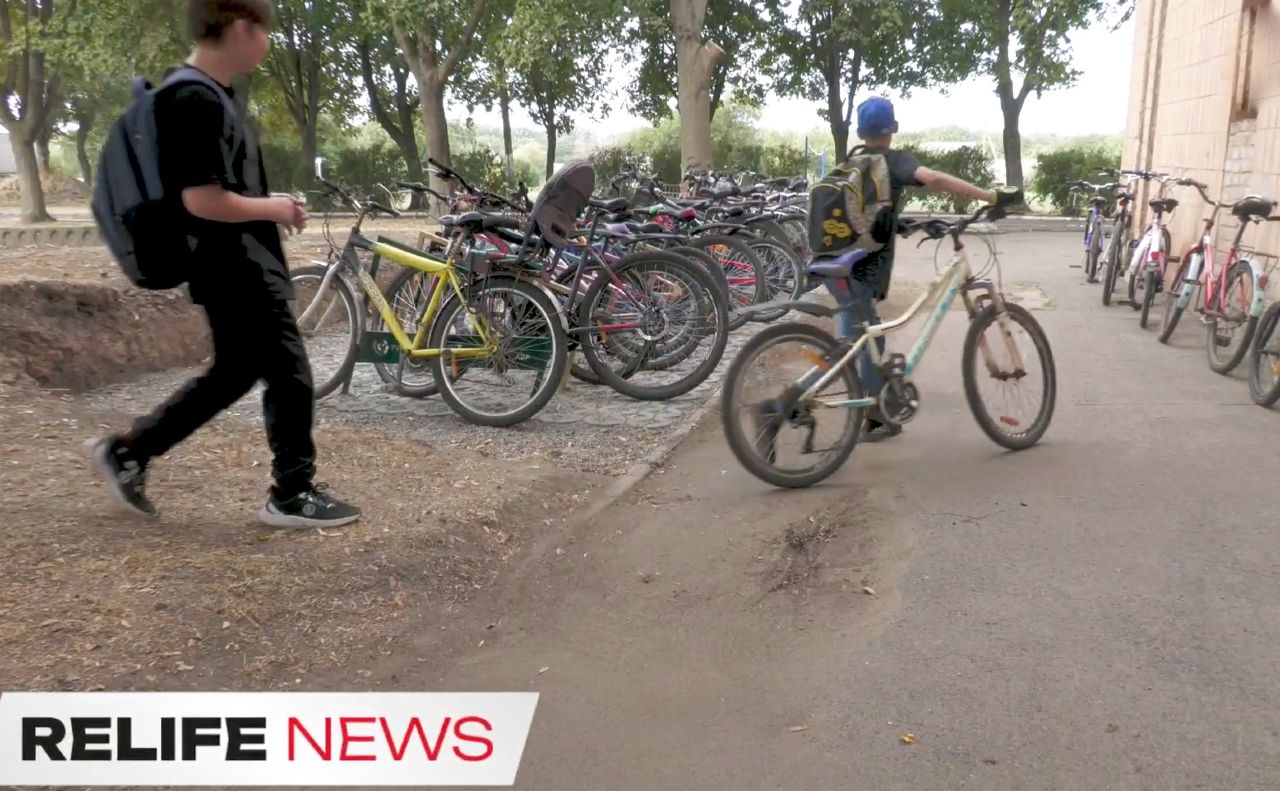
[375,266,442,398]
[1084,221,1103,282]
[775,215,811,260]
[1101,238,1122,306]
[962,302,1056,451]
[1126,264,1142,311]
[1158,255,1194,344]
[428,277,567,427]
[670,244,732,306]
[577,250,729,401]
[721,322,864,489]
[288,264,360,400]
[1248,301,1280,407]
[683,234,767,330]
[1206,259,1260,375]
[745,236,804,322]
[1139,269,1157,329]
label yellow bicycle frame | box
[354,240,494,360]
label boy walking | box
[830,97,1004,441]
[88,0,359,528]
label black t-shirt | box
[155,69,291,305]
[853,145,923,298]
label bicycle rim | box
[430,279,566,426]
[962,303,1056,451]
[721,323,863,488]
[1206,262,1258,374]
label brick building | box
[1124,0,1279,292]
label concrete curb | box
[571,384,724,525]
[0,224,101,248]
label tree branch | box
[441,0,489,80]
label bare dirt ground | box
[0,386,607,693]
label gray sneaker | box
[259,485,361,529]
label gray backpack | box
[806,145,894,263]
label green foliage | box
[777,0,975,158]
[896,143,996,214]
[761,142,806,179]
[1029,145,1121,216]
[451,145,510,192]
[589,144,641,182]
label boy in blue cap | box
[832,96,998,441]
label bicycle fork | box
[962,282,1028,379]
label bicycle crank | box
[878,379,921,426]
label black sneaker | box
[751,401,781,464]
[861,420,903,443]
[86,436,156,517]
[258,484,361,529]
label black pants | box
[125,291,316,500]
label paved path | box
[389,231,1280,790]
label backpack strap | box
[156,67,246,189]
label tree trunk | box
[544,123,557,180]
[300,122,319,182]
[75,122,92,187]
[999,96,1024,188]
[11,132,53,223]
[670,0,725,174]
[500,88,514,181]
[36,128,52,178]
[419,75,452,197]
[826,79,849,161]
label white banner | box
[0,692,538,786]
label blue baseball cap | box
[857,97,898,139]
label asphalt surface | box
[420,230,1277,790]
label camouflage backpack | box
[806,146,894,261]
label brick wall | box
[1123,0,1280,293]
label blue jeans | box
[826,276,886,400]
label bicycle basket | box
[529,161,595,248]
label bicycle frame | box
[800,245,1020,409]
[301,229,495,360]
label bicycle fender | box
[1244,258,1268,316]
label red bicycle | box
[1159,183,1277,374]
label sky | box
[448,14,1136,141]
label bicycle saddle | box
[588,196,630,213]
[1148,198,1178,213]
[1232,195,1276,219]
[807,248,871,279]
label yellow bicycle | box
[291,162,567,427]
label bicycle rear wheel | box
[1206,259,1259,375]
[962,303,1056,451]
[577,250,728,401]
[1248,301,1280,407]
[684,235,766,331]
[288,264,360,399]
[428,277,567,427]
[746,236,804,322]
[1159,255,1195,344]
[1139,269,1158,329]
[721,322,864,488]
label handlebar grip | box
[396,181,428,191]
[369,201,402,218]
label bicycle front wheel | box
[1206,259,1259,375]
[962,303,1056,451]
[1159,255,1195,344]
[721,322,864,488]
[375,267,442,398]
[1102,241,1122,306]
[746,236,804,322]
[429,277,567,427]
[1249,301,1280,407]
[1139,269,1158,329]
[288,264,360,400]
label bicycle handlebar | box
[318,177,402,218]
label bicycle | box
[721,189,1057,489]
[291,158,568,427]
[1066,179,1117,283]
[1158,187,1278,373]
[1101,169,1171,309]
